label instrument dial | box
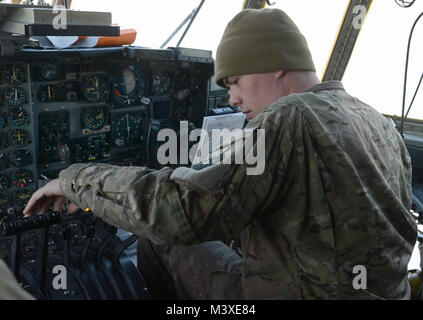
[82,107,106,131]
[12,169,33,188]
[9,129,30,147]
[112,66,146,105]
[14,189,31,206]
[38,84,58,102]
[3,64,25,85]
[83,75,109,102]
[152,72,173,96]
[40,63,60,81]
[7,107,29,128]
[0,175,10,191]
[111,113,144,147]
[9,149,31,168]
[5,87,26,107]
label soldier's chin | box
[244,111,253,119]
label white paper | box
[192,112,246,166]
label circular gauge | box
[152,73,173,96]
[111,113,144,147]
[12,169,33,188]
[114,68,137,96]
[0,133,7,148]
[0,153,8,170]
[82,107,106,130]
[112,66,146,105]
[0,175,10,192]
[9,149,31,168]
[38,84,57,102]
[3,65,25,86]
[0,114,5,128]
[14,189,31,206]
[9,129,30,147]
[7,107,29,128]
[5,87,26,107]
[83,75,109,103]
[40,63,60,81]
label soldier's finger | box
[67,202,81,214]
[38,197,55,215]
[53,196,67,212]
[23,189,46,216]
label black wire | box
[400,11,423,136]
[405,71,423,119]
[396,0,416,8]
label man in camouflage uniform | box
[24,8,417,299]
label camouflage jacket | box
[59,81,417,299]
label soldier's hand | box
[23,178,81,217]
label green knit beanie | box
[215,8,316,88]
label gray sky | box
[70,0,423,121]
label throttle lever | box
[0,211,61,236]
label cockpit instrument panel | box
[0,46,214,300]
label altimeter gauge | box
[82,107,106,131]
[111,113,144,147]
[5,87,26,107]
[83,75,109,103]
[40,63,60,81]
[12,169,33,188]
[3,65,25,86]
[9,149,31,168]
[9,129,30,147]
[38,84,58,102]
[7,107,29,128]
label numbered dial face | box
[9,129,30,147]
[0,175,10,192]
[0,153,8,170]
[7,107,29,128]
[83,75,109,102]
[112,66,146,104]
[5,87,26,107]
[3,65,25,86]
[152,73,173,96]
[9,150,31,168]
[14,189,31,205]
[12,169,33,188]
[82,108,106,131]
[38,85,57,102]
[40,63,60,81]
[112,113,144,147]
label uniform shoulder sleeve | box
[59,106,298,244]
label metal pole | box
[176,0,206,48]
[160,8,196,49]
